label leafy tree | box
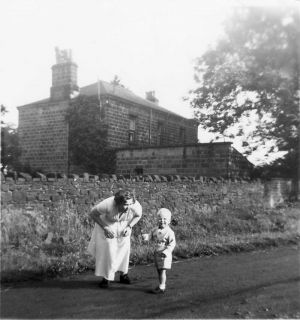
[189,6,299,179]
[1,105,20,170]
[1,104,6,126]
[65,96,115,174]
[251,152,296,180]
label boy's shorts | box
[154,251,172,269]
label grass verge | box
[1,200,299,282]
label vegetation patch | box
[1,200,299,282]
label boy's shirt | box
[150,226,176,257]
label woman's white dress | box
[88,197,142,281]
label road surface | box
[1,245,300,318]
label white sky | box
[0,0,295,165]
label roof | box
[17,98,51,108]
[17,80,194,120]
[80,80,185,118]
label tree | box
[1,105,20,170]
[189,6,299,178]
[65,96,115,174]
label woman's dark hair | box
[114,189,136,205]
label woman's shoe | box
[120,274,131,284]
[99,278,110,288]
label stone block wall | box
[264,178,295,207]
[104,96,198,149]
[229,147,254,178]
[105,99,132,148]
[115,142,252,177]
[0,176,262,210]
[1,175,293,210]
[18,100,69,172]
[1,171,295,211]
[17,95,197,174]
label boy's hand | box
[142,233,149,241]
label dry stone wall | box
[1,174,293,210]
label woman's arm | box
[123,201,143,236]
[89,207,106,229]
[89,204,115,238]
[127,201,143,228]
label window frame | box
[128,116,137,145]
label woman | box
[88,189,142,288]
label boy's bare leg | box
[158,269,167,290]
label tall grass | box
[1,202,94,280]
[1,200,299,281]
[130,202,300,264]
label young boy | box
[142,208,176,294]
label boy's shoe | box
[151,287,165,294]
[99,278,110,288]
[120,274,131,284]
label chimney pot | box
[145,91,159,104]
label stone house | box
[17,48,253,178]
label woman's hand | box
[122,226,131,237]
[103,226,115,238]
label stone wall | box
[105,99,131,148]
[0,176,261,210]
[17,95,198,174]
[229,147,254,178]
[18,100,69,172]
[264,178,295,207]
[15,95,251,178]
[115,143,252,177]
[104,96,198,149]
[1,175,292,210]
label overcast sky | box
[1,0,295,164]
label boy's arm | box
[162,231,176,256]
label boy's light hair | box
[157,208,172,222]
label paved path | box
[1,245,300,318]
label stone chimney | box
[145,91,159,104]
[50,47,79,101]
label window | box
[179,127,186,144]
[129,118,136,131]
[134,166,143,175]
[128,117,136,144]
[157,122,164,145]
[128,131,135,143]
